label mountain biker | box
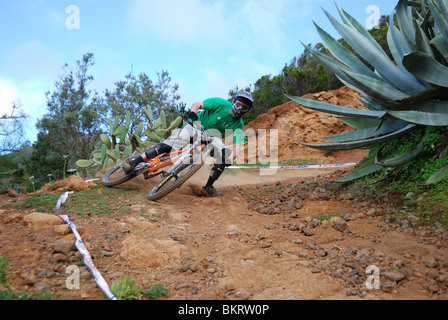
[123,91,254,197]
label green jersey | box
[197,97,245,144]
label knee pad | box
[144,143,172,159]
[210,147,232,167]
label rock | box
[310,187,330,201]
[119,235,188,268]
[54,224,71,236]
[53,239,75,254]
[7,188,20,198]
[3,213,24,224]
[424,257,438,268]
[23,213,64,228]
[302,227,314,237]
[34,282,51,295]
[382,271,405,282]
[404,192,414,200]
[333,220,348,232]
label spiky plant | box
[288,0,448,184]
[75,105,184,171]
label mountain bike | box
[101,123,209,201]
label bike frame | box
[142,142,206,178]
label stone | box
[23,213,64,228]
[382,271,405,282]
[53,239,75,254]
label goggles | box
[233,100,251,112]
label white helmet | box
[231,91,253,119]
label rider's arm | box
[230,143,242,162]
[191,102,203,113]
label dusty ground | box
[0,87,447,301]
[1,165,447,301]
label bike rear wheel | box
[101,162,139,187]
[147,156,204,201]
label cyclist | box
[123,91,254,197]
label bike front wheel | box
[101,162,138,187]
[147,156,204,201]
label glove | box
[188,111,199,122]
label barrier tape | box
[228,162,358,170]
[55,191,117,300]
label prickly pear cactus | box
[75,107,184,170]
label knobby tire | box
[147,160,204,201]
[101,163,138,187]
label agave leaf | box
[431,34,448,57]
[376,139,424,167]
[396,0,417,50]
[313,22,381,80]
[298,124,416,150]
[340,69,410,104]
[337,117,383,129]
[413,20,435,58]
[301,42,364,93]
[322,119,408,142]
[387,109,448,126]
[336,164,383,183]
[428,0,448,40]
[285,94,386,119]
[402,51,448,87]
[335,4,388,56]
[323,7,425,94]
[425,164,448,184]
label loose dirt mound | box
[243,86,368,164]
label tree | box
[104,70,187,133]
[0,102,28,154]
[36,53,107,168]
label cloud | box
[0,77,19,114]
[126,0,229,46]
[4,40,65,81]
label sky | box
[0,0,398,144]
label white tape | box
[58,215,117,300]
[228,163,357,170]
[55,191,73,209]
[55,191,117,300]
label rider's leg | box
[123,124,195,173]
[203,147,232,197]
[123,143,172,173]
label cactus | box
[75,107,184,170]
[287,0,448,184]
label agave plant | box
[75,106,184,170]
[287,0,448,184]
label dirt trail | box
[0,87,447,301]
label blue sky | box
[0,0,397,144]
